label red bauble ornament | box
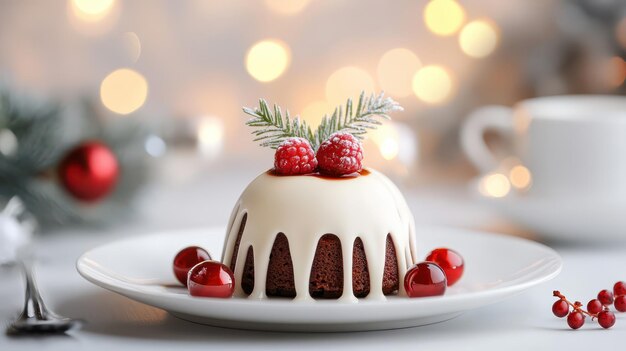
[404,262,447,298]
[173,246,212,286]
[425,248,464,286]
[58,141,119,202]
[187,261,235,298]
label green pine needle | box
[243,91,403,150]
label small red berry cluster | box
[404,248,464,298]
[552,281,626,330]
[173,246,236,298]
[274,132,363,176]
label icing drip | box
[221,168,417,302]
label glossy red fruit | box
[615,295,626,312]
[425,248,464,286]
[587,299,603,315]
[598,310,615,329]
[173,246,211,286]
[404,262,447,297]
[567,311,585,330]
[614,281,626,296]
[598,289,614,306]
[188,260,235,298]
[552,300,569,318]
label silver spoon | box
[6,260,81,335]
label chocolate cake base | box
[229,215,400,298]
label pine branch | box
[243,91,402,150]
[243,99,314,149]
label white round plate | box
[472,179,626,242]
[77,226,561,332]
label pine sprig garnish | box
[243,91,402,150]
[243,99,315,149]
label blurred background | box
[1,0,625,234]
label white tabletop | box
[1,159,625,350]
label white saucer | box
[77,226,561,332]
[472,179,626,242]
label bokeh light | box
[0,129,19,157]
[197,116,224,158]
[245,40,291,82]
[300,100,331,126]
[377,48,422,98]
[479,173,511,198]
[123,32,142,63]
[265,0,311,15]
[459,20,499,58]
[509,165,532,189]
[144,135,167,158]
[412,65,453,104]
[100,68,148,115]
[325,66,375,106]
[69,0,115,22]
[424,0,465,36]
[608,56,626,88]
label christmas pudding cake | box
[220,92,417,302]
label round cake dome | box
[221,168,417,302]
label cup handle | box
[460,106,515,173]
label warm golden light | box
[326,66,375,106]
[377,48,422,98]
[245,40,290,82]
[480,173,511,198]
[424,0,465,36]
[509,165,532,189]
[100,68,148,115]
[123,32,141,63]
[70,0,115,22]
[369,123,400,161]
[197,116,224,158]
[459,20,499,58]
[300,100,331,126]
[412,65,453,104]
[265,0,311,15]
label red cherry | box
[552,300,569,318]
[587,299,603,315]
[614,281,626,296]
[598,289,614,306]
[404,262,447,298]
[173,246,211,286]
[615,295,626,312]
[425,248,464,286]
[567,311,585,329]
[598,310,615,329]
[188,260,235,298]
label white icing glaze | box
[221,168,417,302]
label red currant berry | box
[597,310,616,329]
[614,281,626,297]
[587,299,603,315]
[173,246,211,286]
[552,300,569,318]
[404,262,447,298]
[425,248,464,286]
[598,289,614,306]
[567,311,585,330]
[615,295,626,312]
[187,260,235,298]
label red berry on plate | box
[316,132,363,176]
[404,262,447,298]
[425,248,464,286]
[615,295,626,312]
[598,310,615,329]
[567,311,585,329]
[598,289,614,306]
[614,281,626,296]
[274,138,318,175]
[552,300,569,318]
[187,261,235,298]
[173,246,211,286]
[587,299,603,315]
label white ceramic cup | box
[461,95,626,198]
